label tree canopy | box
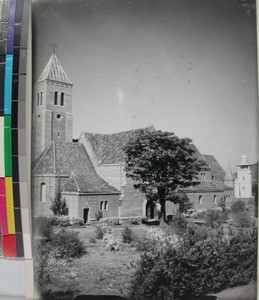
[123,130,205,220]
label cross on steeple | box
[50,42,57,54]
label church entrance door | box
[83,208,89,223]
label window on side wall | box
[100,201,104,210]
[198,195,202,205]
[213,195,217,204]
[104,201,108,210]
[40,183,46,203]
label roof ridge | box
[33,142,53,172]
[72,172,80,192]
[209,180,223,191]
[53,140,56,174]
[83,125,155,136]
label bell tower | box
[234,154,252,198]
[32,52,73,159]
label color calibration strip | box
[0,0,31,258]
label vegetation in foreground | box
[33,204,257,300]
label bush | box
[130,224,257,300]
[172,213,188,234]
[89,237,96,243]
[35,216,54,242]
[233,211,253,228]
[95,223,112,239]
[128,217,141,225]
[71,217,84,227]
[141,217,148,224]
[231,199,246,214]
[103,233,123,251]
[52,229,87,259]
[98,217,120,226]
[205,209,227,227]
[122,226,135,244]
[95,210,103,221]
[49,215,60,226]
[59,215,71,227]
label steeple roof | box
[36,53,72,84]
[224,166,234,181]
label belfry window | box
[61,92,65,106]
[54,91,58,105]
[37,93,40,106]
[40,183,46,203]
[40,92,43,105]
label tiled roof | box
[82,126,155,164]
[203,155,225,181]
[32,141,119,194]
[181,180,224,192]
[203,154,233,191]
[189,144,210,169]
[37,54,72,84]
[63,172,119,194]
[81,126,210,167]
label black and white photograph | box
[31,0,257,299]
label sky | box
[32,0,258,171]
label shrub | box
[89,237,96,243]
[172,212,188,234]
[59,215,71,227]
[205,209,226,227]
[141,217,148,224]
[95,223,112,239]
[122,226,135,244]
[95,210,103,221]
[52,229,87,259]
[130,224,257,300]
[99,217,120,226]
[129,217,141,225]
[50,192,69,216]
[49,215,60,226]
[231,199,246,214]
[71,217,84,227]
[35,216,54,242]
[233,211,253,228]
[103,233,123,251]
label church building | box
[32,53,234,222]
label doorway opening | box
[83,208,89,223]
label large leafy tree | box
[123,130,205,220]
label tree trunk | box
[160,199,166,221]
[158,187,167,221]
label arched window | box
[37,93,40,106]
[100,201,104,210]
[104,201,108,210]
[54,91,58,105]
[40,92,43,105]
[198,195,202,205]
[61,92,65,106]
[40,183,46,203]
[213,195,217,204]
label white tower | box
[235,154,252,198]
